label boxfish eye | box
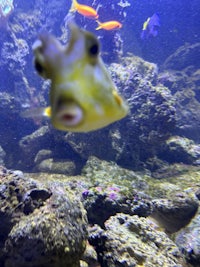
[86,33,100,60]
[34,59,46,78]
[89,42,99,56]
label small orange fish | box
[70,0,99,19]
[96,20,122,30]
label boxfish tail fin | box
[21,106,51,119]
[95,20,102,30]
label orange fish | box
[70,0,99,19]
[96,20,122,30]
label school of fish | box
[70,0,122,31]
[70,0,160,35]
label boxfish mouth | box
[55,99,83,127]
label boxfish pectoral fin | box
[20,106,51,118]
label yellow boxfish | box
[25,23,129,132]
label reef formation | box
[1,157,200,266]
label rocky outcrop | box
[0,166,87,267]
[152,193,198,233]
[0,146,5,165]
[159,43,200,142]
[1,155,200,267]
[158,136,200,165]
[162,43,200,71]
[175,212,200,267]
[89,214,185,267]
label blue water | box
[67,0,200,63]
[5,0,200,63]
[1,0,199,69]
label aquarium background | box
[1,0,200,266]
[0,0,200,171]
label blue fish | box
[141,13,160,40]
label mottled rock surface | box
[80,242,99,267]
[159,43,200,142]
[152,193,198,233]
[162,43,200,71]
[82,157,199,234]
[0,166,87,267]
[19,126,52,168]
[159,136,200,165]
[175,212,200,267]
[89,214,185,267]
[1,156,200,267]
[82,157,152,226]
[0,146,5,165]
[36,158,76,175]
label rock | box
[81,242,100,267]
[160,136,200,165]
[162,43,200,71]
[89,214,185,267]
[0,166,87,267]
[82,186,152,227]
[158,70,186,95]
[151,162,193,179]
[81,155,200,263]
[34,149,53,165]
[81,157,200,233]
[175,212,200,266]
[1,156,199,266]
[36,158,76,175]
[0,90,42,169]
[159,45,200,142]
[19,126,52,169]
[19,126,51,153]
[151,192,199,233]
[82,156,152,226]
[0,145,5,165]
[63,128,120,161]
